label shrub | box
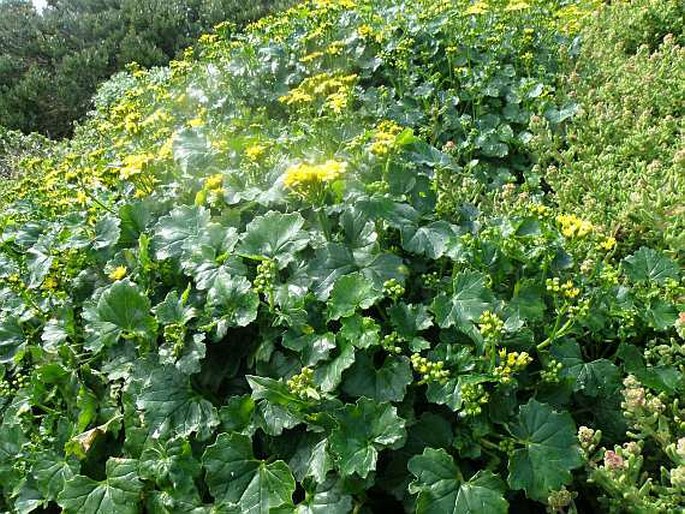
[0,1,682,513]
[536,0,685,261]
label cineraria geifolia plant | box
[0,0,683,512]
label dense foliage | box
[0,0,294,138]
[0,0,683,513]
[536,0,685,260]
[0,126,49,180]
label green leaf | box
[409,448,507,514]
[329,398,406,478]
[340,207,377,253]
[315,339,356,393]
[139,437,201,493]
[159,333,206,376]
[57,458,143,514]
[617,343,681,394]
[357,197,420,229]
[14,478,44,514]
[425,378,462,411]
[26,244,53,289]
[219,395,257,435]
[137,365,219,441]
[152,205,211,261]
[238,211,309,268]
[509,281,545,321]
[282,331,337,366]
[206,271,259,332]
[118,201,152,246]
[180,228,244,290]
[552,340,620,397]
[290,436,334,484]
[431,272,492,330]
[246,375,306,409]
[339,315,380,350]
[202,432,295,511]
[41,317,71,352]
[173,129,216,175]
[295,478,352,514]
[0,316,25,364]
[622,247,679,285]
[642,299,677,331]
[153,288,197,326]
[93,215,121,250]
[304,244,356,300]
[82,279,157,353]
[401,221,459,259]
[507,399,582,501]
[32,455,78,500]
[342,353,412,403]
[389,303,433,339]
[327,273,382,320]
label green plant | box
[0,0,682,512]
[536,0,685,261]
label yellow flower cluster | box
[245,144,266,161]
[554,0,603,34]
[283,159,347,191]
[279,73,357,114]
[204,174,224,191]
[108,266,127,281]
[357,24,374,40]
[286,367,320,400]
[313,0,356,9]
[119,153,155,180]
[326,41,345,56]
[370,120,403,156]
[546,277,581,299]
[557,214,593,239]
[410,353,450,385]
[505,0,530,11]
[465,1,489,15]
[528,203,552,218]
[599,236,617,251]
[478,310,505,341]
[494,349,532,383]
[300,51,324,63]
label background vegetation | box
[0,0,683,513]
[0,0,294,138]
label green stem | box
[537,315,575,350]
[479,438,502,451]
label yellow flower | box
[245,144,266,161]
[188,118,205,128]
[599,236,617,251]
[314,0,355,9]
[326,41,345,56]
[279,73,357,114]
[204,173,224,191]
[300,51,324,63]
[283,160,348,191]
[76,191,88,206]
[556,214,593,239]
[370,120,403,156]
[43,276,59,291]
[465,1,489,15]
[505,0,530,11]
[158,136,175,160]
[494,349,532,383]
[198,33,218,46]
[108,266,127,281]
[119,153,154,180]
[357,24,374,39]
